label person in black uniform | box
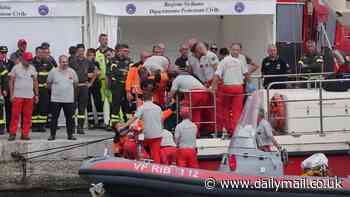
[107,44,133,127]
[0,46,10,135]
[41,42,58,67]
[298,40,324,79]
[174,44,189,72]
[86,48,104,129]
[70,44,95,134]
[68,46,77,63]
[261,44,289,89]
[31,46,55,132]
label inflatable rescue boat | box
[79,91,350,197]
[79,156,350,197]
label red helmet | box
[23,52,33,61]
[17,39,27,47]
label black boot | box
[48,135,55,141]
[68,135,77,140]
[8,134,16,141]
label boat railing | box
[175,89,253,138]
[251,72,334,89]
[175,89,218,137]
[266,78,350,135]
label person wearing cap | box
[160,129,177,165]
[175,107,199,168]
[8,52,39,141]
[0,46,10,135]
[107,44,133,127]
[212,44,248,136]
[70,44,96,134]
[10,39,27,63]
[31,46,55,132]
[256,109,281,152]
[168,71,210,135]
[120,82,163,164]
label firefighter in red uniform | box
[175,107,199,168]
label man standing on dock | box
[47,55,78,141]
[8,52,39,141]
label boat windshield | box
[228,90,265,149]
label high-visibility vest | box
[95,50,107,80]
[125,66,143,95]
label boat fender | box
[269,94,287,134]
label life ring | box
[269,94,286,132]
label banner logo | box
[234,2,245,13]
[38,5,49,16]
[126,4,136,15]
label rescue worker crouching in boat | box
[256,108,282,152]
[298,40,324,81]
[175,107,199,168]
[119,81,163,164]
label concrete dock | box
[0,129,113,191]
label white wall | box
[222,15,275,72]
[1,17,82,60]
[118,15,273,69]
[118,16,221,62]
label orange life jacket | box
[269,94,286,131]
